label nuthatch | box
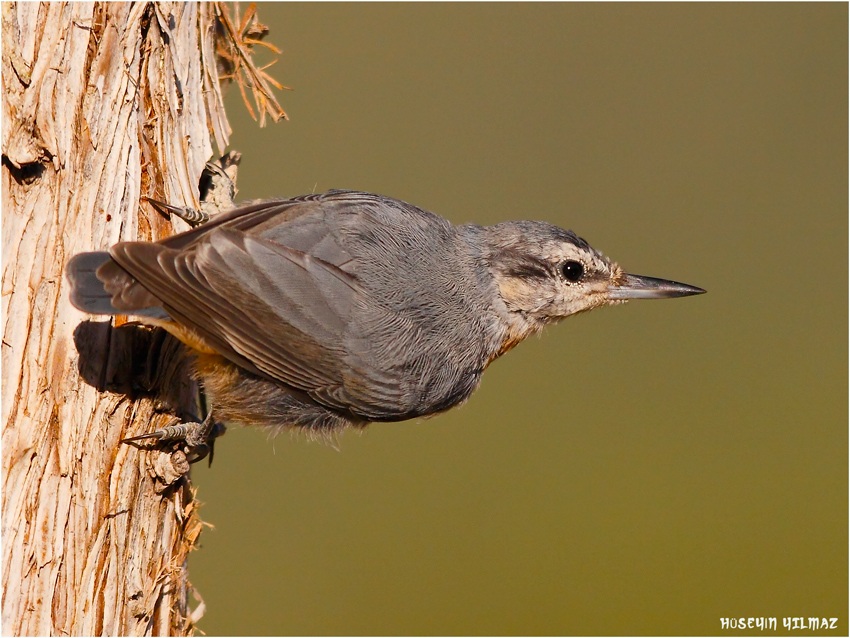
[67,190,704,460]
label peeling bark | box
[2,2,233,634]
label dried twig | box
[215,2,289,126]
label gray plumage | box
[67,189,704,442]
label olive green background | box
[190,4,847,635]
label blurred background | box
[190,4,847,635]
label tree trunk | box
[2,2,233,633]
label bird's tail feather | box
[66,251,167,319]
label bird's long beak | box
[608,273,706,300]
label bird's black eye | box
[560,260,584,283]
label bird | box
[67,189,705,460]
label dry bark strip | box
[2,2,234,634]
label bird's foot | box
[144,197,210,226]
[122,413,226,465]
[144,151,240,227]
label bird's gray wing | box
[110,227,361,408]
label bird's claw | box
[144,197,210,226]
[122,415,226,466]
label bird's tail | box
[66,251,167,319]
[66,251,122,314]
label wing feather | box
[110,228,359,405]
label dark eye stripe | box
[497,249,551,280]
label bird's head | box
[484,221,705,330]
